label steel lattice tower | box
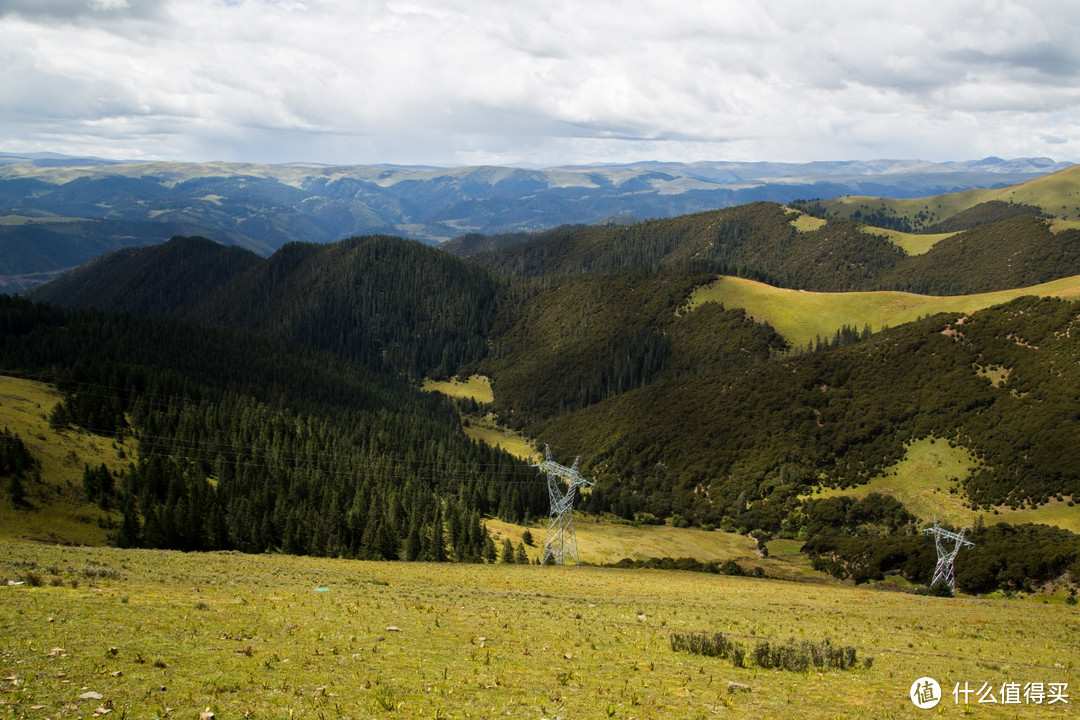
[923,518,974,590]
[536,445,593,566]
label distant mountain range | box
[0,152,1072,291]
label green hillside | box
[455,196,1080,296]
[538,297,1080,521]
[817,163,1080,229]
[0,375,126,545]
[0,296,546,560]
[31,235,501,381]
[688,272,1080,350]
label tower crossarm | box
[922,526,974,547]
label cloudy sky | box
[1,0,1078,167]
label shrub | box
[669,632,735,659]
[671,630,861,672]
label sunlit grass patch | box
[0,540,1076,719]
[788,212,826,232]
[687,274,1080,350]
[422,374,494,403]
[0,375,129,545]
[807,436,1080,533]
[461,414,538,461]
[862,226,956,255]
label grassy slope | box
[688,273,1080,350]
[422,375,495,404]
[485,517,820,582]
[860,226,956,256]
[809,437,1080,534]
[0,376,126,545]
[821,164,1080,226]
[0,540,1076,719]
[422,376,539,461]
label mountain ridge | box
[1,154,1072,291]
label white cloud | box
[1,0,1078,165]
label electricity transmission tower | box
[923,518,974,590]
[536,446,593,566]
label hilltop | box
[810,164,1080,231]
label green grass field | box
[0,375,127,546]
[820,165,1080,225]
[422,376,540,462]
[484,517,821,583]
[809,437,1080,534]
[0,540,1076,719]
[0,214,84,225]
[860,227,956,256]
[421,376,494,404]
[687,274,1080,350]
[787,212,826,232]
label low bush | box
[671,630,864,672]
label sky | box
[1,0,1078,168]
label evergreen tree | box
[430,503,447,563]
[500,538,515,563]
[515,542,528,564]
[7,472,25,506]
[482,534,497,563]
[115,495,142,548]
[404,523,422,561]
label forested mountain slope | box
[0,296,545,557]
[27,236,262,316]
[456,202,1080,293]
[30,235,500,380]
[536,297,1080,528]
[14,197,1080,592]
[813,164,1080,231]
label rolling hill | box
[814,164,1080,232]
[10,165,1080,594]
[1,153,1071,290]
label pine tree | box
[482,534,497,563]
[404,523,422,561]
[7,472,25,506]
[515,542,528,564]
[116,495,142,548]
[431,503,447,563]
[500,538,515,563]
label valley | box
[3,162,1080,608]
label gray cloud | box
[0,0,1078,166]
[0,0,168,22]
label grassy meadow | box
[1,541,1077,720]
[819,165,1080,225]
[859,227,956,256]
[687,274,1080,351]
[808,437,1080,535]
[0,375,128,546]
